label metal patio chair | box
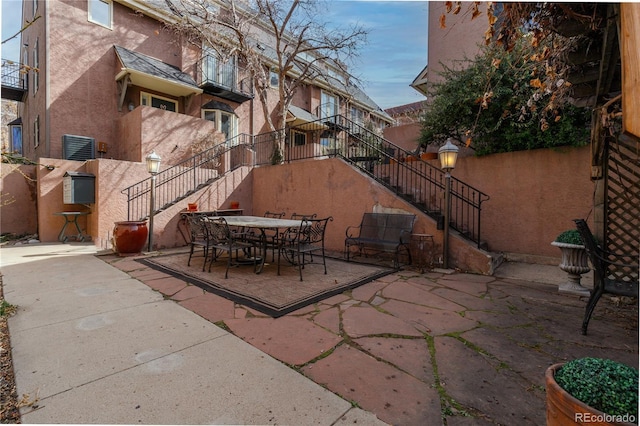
[205,217,259,278]
[279,216,333,281]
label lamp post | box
[438,139,459,269]
[145,151,161,252]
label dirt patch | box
[0,274,20,423]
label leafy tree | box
[419,38,591,155]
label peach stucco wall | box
[251,158,493,273]
[34,156,253,250]
[384,123,422,153]
[452,145,593,259]
[115,106,220,164]
[0,164,38,236]
[6,144,593,273]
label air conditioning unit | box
[62,134,95,161]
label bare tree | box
[165,0,367,160]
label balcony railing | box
[1,59,28,101]
[197,55,253,103]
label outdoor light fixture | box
[146,151,161,174]
[438,138,459,172]
[438,139,459,269]
[145,151,161,252]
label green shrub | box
[555,358,638,420]
[419,38,591,156]
[554,229,583,245]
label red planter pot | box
[113,220,148,256]
[546,363,635,426]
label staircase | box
[122,115,489,248]
[285,115,491,247]
[121,135,252,221]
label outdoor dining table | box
[216,215,309,273]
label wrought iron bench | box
[574,219,639,335]
[345,212,416,268]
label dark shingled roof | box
[114,45,199,88]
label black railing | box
[122,115,489,247]
[197,55,253,101]
[121,138,253,221]
[1,59,28,101]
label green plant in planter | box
[554,229,584,245]
[555,358,638,421]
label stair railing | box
[121,134,253,221]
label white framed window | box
[88,0,112,29]
[320,91,339,119]
[350,106,364,126]
[202,109,237,141]
[290,130,306,146]
[33,116,40,148]
[141,92,178,112]
[32,38,39,94]
[269,68,279,88]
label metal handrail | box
[121,134,253,220]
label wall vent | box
[62,134,95,161]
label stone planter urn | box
[551,241,591,296]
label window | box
[88,0,112,29]
[32,38,39,94]
[33,116,40,148]
[202,109,237,141]
[290,130,306,146]
[141,92,177,112]
[269,68,279,88]
[350,107,364,126]
[320,92,339,119]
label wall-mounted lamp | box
[45,165,55,171]
[128,101,135,111]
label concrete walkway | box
[2,243,638,425]
[1,243,384,425]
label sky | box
[1,0,428,109]
[326,1,429,109]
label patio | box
[109,249,639,426]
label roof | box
[201,100,236,114]
[114,45,199,87]
[385,101,428,117]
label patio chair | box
[279,216,333,281]
[243,211,286,261]
[205,217,259,278]
[186,213,212,271]
[291,212,317,221]
[573,219,639,334]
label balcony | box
[1,59,27,102]
[198,55,253,103]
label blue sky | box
[1,0,427,109]
[327,1,429,109]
